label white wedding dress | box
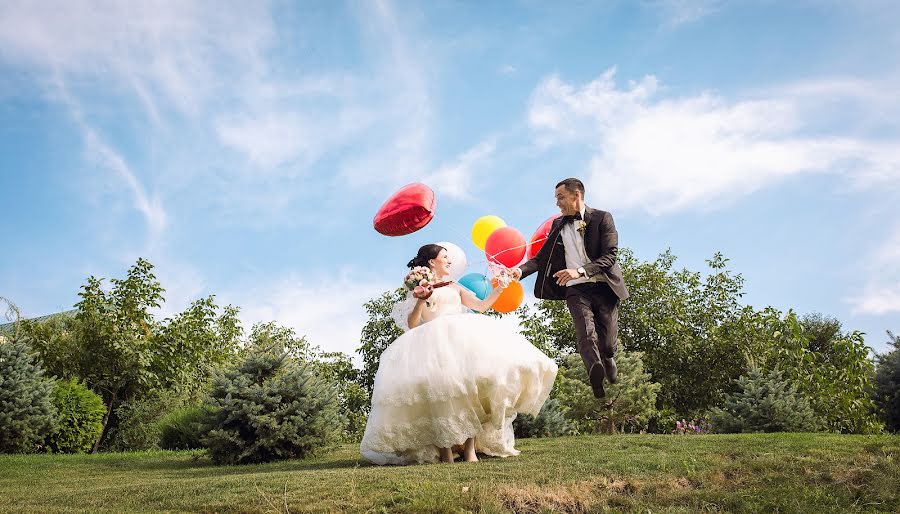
[359,286,558,465]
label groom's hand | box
[509,267,523,280]
[553,269,580,285]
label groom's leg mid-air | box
[565,282,619,398]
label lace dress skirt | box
[359,312,558,465]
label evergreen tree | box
[874,330,900,432]
[709,367,823,433]
[45,378,105,453]
[554,349,660,434]
[513,398,571,438]
[203,347,344,465]
[0,337,57,453]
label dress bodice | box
[421,286,464,323]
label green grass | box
[0,434,898,513]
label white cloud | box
[0,0,272,119]
[49,76,169,240]
[221,272,396,363]
[647,0,721,27]
[424,139,497,200]
[528,68,900,215]
[500,64,517,75]
[336,0,435,191]
[850,226,900,315]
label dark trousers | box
[565,282,619,375]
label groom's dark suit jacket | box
[519,206,629,301]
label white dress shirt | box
[561,207,606,287]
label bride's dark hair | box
[407,244,446,269]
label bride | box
[359,244,558,464]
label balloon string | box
[444,222,552,277]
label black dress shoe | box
[601,357,618,384]
[589,362,606,398]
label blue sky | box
[2,0,899,358]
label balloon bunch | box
[464,215,531,313]
[373,183,558,314]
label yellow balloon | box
[471,215,507,251]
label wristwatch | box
[577,267,586,277]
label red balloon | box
[373,183,436,236]
[485,227,526,268]
[527,214,562,259]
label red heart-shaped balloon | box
[373,183,436,236]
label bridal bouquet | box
[404,266,435,291]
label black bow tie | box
[564,212,583,222]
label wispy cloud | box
[647,0,722,27]
[0,0,272,120]
[850,225,900,316]
[49,75,168,242]
[528,68,900,215]
[222,272,395,362]
[336,0,434,191]
[424,138,497,200]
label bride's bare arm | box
[407,298,428,328]
[458,284,505,313]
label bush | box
[159,405,212,450]
[202,348,344,465]
[513,398,571,438]
[874,331,900,432]
[45,378,105,453]
[0,339,56,453]
[555,349,660,434]
[109,389,185,451]
[763,313,882,433]
[709,367,824,433]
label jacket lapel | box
[583,206,594,227]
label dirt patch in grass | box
[496,476,644,514]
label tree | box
[245,322,369,442]
[45,378,105,453]
[313,351,369,442]
[874,330,900,432]
[0,337,56,453]
[554,350,659,434]
[21,258,243,450]
[800,312,844,363]
[357,288,406,398]
[515,299,572,363]
[513,398,571,438]
[202,347,344,465]
[518,249,752,417]
[617,249,748,415]
[761,312,882,434]
[709,367,823,433]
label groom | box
[512,178,629,398]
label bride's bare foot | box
[438,447,454,463]
[463,438,478,462]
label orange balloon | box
[491,279,524,313]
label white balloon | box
[436,241,468,281]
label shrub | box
[709,367,823,433]
[555,349,660,434]
[513,398,571,438]
[202,348,344,465]
[0,338,56,453]
[874,330,900,432]
[109,389,184,451]
[45,378,105,453]
[159,405,212,450]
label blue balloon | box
[459,273,492,300]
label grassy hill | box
[0,433,897,513]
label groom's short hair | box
[555,178,584,197]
